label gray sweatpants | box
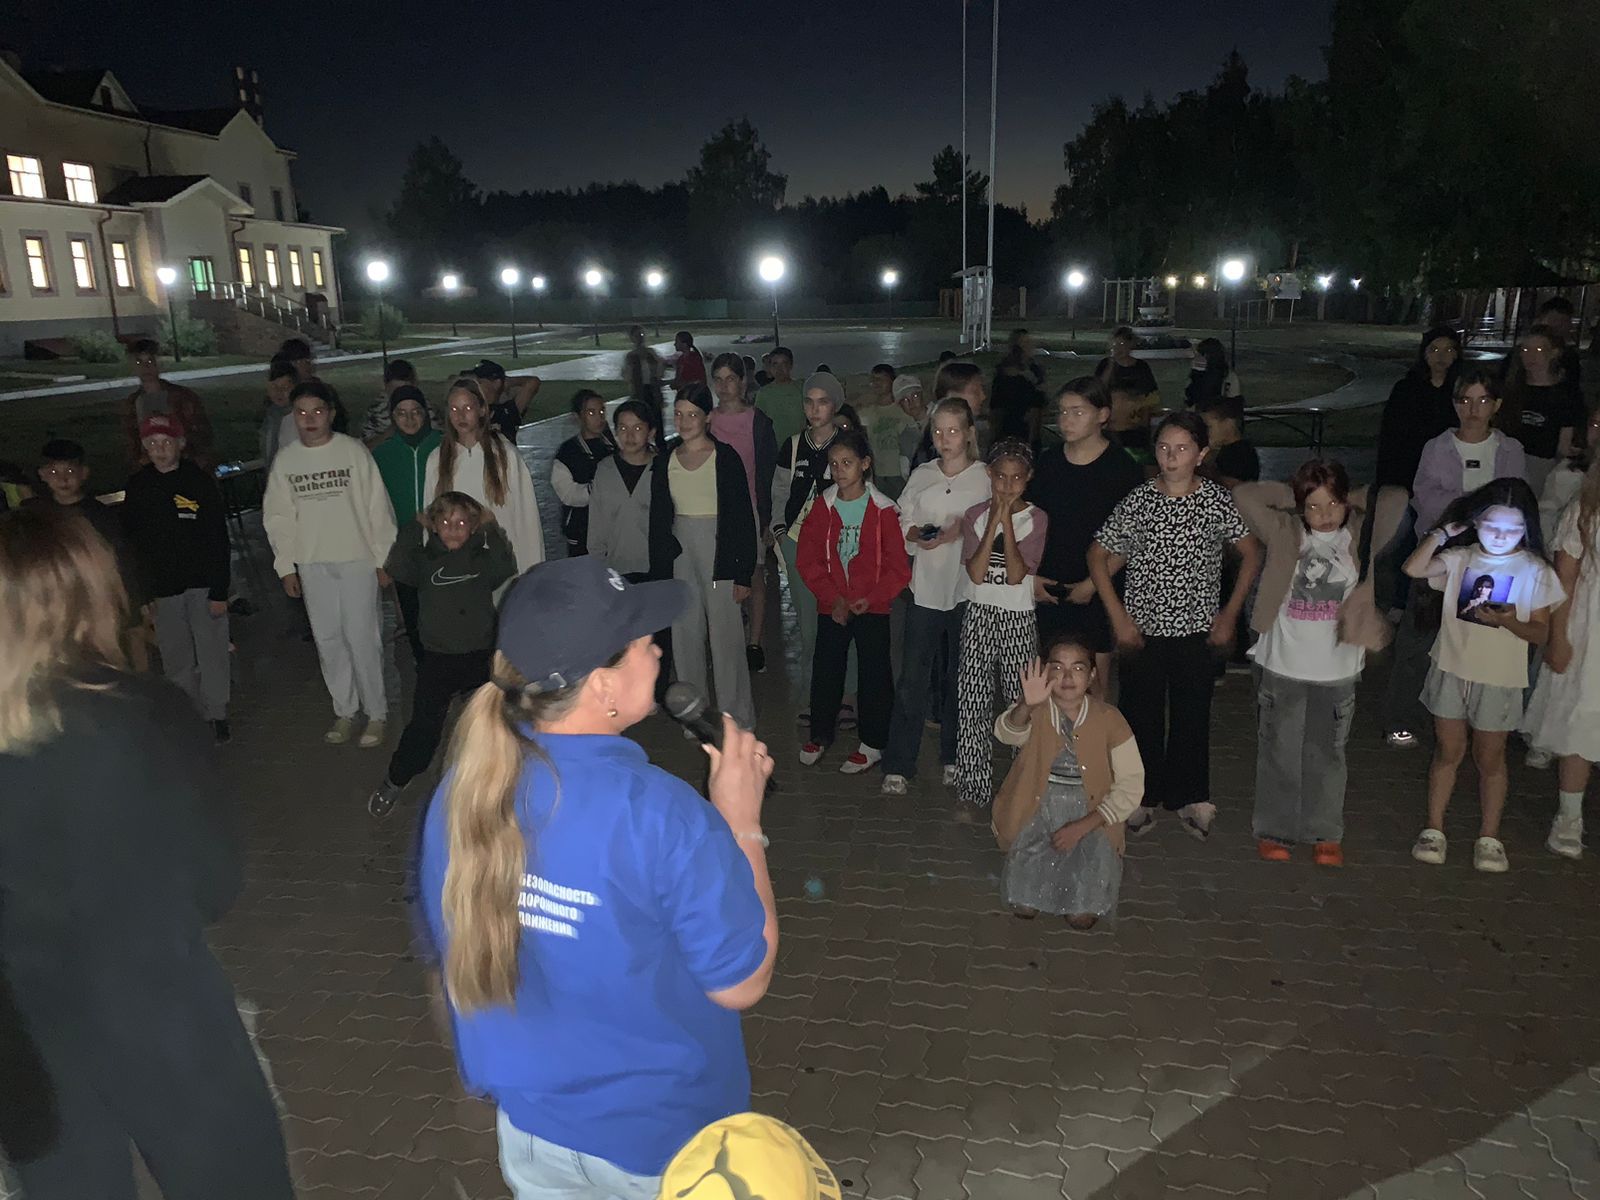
[301,561,387,721]
[672,516,754,729]
[1253,667,1357,844]
[153,587,231,721]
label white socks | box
[1559,791,1584,821]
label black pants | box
[387,649,492,787]
[1119,633,1215,810]
[810,611,893,749]
[394,581,424,666]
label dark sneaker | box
[210,719,231,745]
[746,644,766,673]
[367,781,400,818]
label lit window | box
[264,247,280,288]
[7,155,45,199]
[237,246,254,287]
[288,248,303,288]
[24,236,51,290]
[311,250,325,288]
[69,239,95,290]
[110,241,133,289]
[63,161,97,204]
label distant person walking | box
[121,338,214,468]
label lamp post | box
[154,266,182,363]
[644,269,665,339]
[1316,273,1334,321]
[1222,257,1247,366]
[530,274,546,330]
[881,268,899,324]
[500,267,521,358]
[441,272,460,337]
[583,267,604,347]
[1065,269,1086,347]
[758,255,785,346]
[365,259,391,366]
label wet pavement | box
[5,406,1599,1200]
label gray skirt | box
[1001,775,1122,918]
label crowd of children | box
[8,318,1597,943]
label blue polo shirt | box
[419,733,768,1176]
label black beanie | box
[388,384,428,416]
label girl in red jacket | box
[797,429,912,773]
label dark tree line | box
[368,0,1599,311]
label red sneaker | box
[1313,841,1344,867]
[1257,838,1292,863]
[798,743,825,766]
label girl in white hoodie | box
[424,378,545,573]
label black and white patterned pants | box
[956,602,1038,807]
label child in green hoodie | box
[371,385,442,666]
[368,491,516,816]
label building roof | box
[20,68,107,106]
[138,106,242,135]
[100,174,210,205]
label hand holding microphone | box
[664,683,771,834]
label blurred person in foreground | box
[0,505,290,1199]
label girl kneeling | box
[991,636,1145,928]
[1404,478,1565,872]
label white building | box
[0,54,344,356]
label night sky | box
[15,0,1332,227]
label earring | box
[607,707,619,718]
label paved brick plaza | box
[177,494,1596,1200]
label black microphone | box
[663,682,724,750]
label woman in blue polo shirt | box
[419,556,777,1199]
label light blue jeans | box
[497,1110,660,1200]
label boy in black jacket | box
[121,414,234,742]
[368,491,517,816]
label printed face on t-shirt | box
[1288,537,1354,616]
[1456,571,1512,624]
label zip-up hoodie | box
[384,521,517,654]
[121,458,230,601]
[372,429,442,524]
[796,482,912,614]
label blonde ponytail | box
[438,650,615,1012]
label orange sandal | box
[1313,841,1344,867]
[1257,839,1291,862]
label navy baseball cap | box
[497,557,687,693]
[471,359,507,381]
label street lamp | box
[441,272,460,337]
[500,266,521,358]
[1221,257,1247,365]
[583,267,604,347]
[366,259,392,366]
[1065,269,1087,346]
[758,255,786,346]
[1192,274,1208,289]
[644,268,665,339]
[530,274,546,330]
[155,265,182,362]
[881,268,899,324]
[1164,274,1179,289]
[1350,277,1363,290]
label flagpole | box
[985,0,999,350]
[960,0,968,343]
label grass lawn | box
[0,353,259,384]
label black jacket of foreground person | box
[0,670,291,1199]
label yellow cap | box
[659,1113,840,1200]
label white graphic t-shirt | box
[1429,546,1565,688]
[1251,527,1364,682]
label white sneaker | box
[358,719,387,748]
[324,716,355,745]
[1386,730,1418,748]
[1525,748,1554,769]
[1547,814,1584,860]
[839,745,882,775]
[1126,807,1157,836]
[1473,836,1509,873]
[1411,828,1446,864]
[881,774,908,796]
[798,743,825,767]
[941,764,959,788]
[1178,802,1217,840]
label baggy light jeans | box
[300,560,387,721]
[1253,667,1357,844]
[671,516,754,729]
[779,535,854,706]
[497,1110,659,1200]
[152,587,231,720]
